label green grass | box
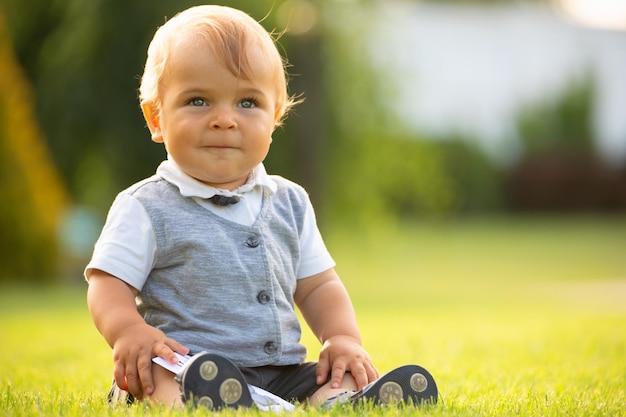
[1,216,625,416]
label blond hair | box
[139,5,297,126]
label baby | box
[85,4,437,409]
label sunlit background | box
[0,0,625,284]
[1,3,624,415]
[554,0,626,31]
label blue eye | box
[189,98,206,106]
[240,98,257,109]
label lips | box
[202,143,235,149]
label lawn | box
[1,216,625,416]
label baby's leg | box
[307,372,357,406]
[145,364,184,406]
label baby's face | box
[145,38,278,190]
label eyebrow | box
[237,86,270,98]
[177,84,269,99]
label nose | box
[209,107,237,130]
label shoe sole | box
[176,352,253,409]
[351,365,438,406]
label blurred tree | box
[3,0,592,233]
[0,9,69,281]
[270,0,327,207]
[517,73,595,155]
[0,0,310,216]
[320,0,503,223]
[507,74,626,211]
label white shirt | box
[86,160,334,289]
[158,158,275,227]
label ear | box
[141,102,163,143]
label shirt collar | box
[156,159,277,199]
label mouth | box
[203,145,235,150]
[200,145,238,158]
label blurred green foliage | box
[0,11,68,281]
[517,73,595,155]
[505,75,623,212]
[0,0,614,281]
[321,1,504,223]
[0,0,313,281]
[1,0,300,212]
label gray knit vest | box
[130,176,309,367]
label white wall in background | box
[367,2,626,165]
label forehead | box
[167,32,278,84]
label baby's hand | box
[112,322,188,399]
[316,335,378,391]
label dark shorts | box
[240,362,320,403]
[107,361,321,405]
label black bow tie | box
[208,195,240,206]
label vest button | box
[257,290,271,304]
[264,341,277,354]
[245,236,260,248]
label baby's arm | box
[86,269,189,399]
[295,268,378,390]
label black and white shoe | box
[323,365,438,408]
[175,352,253,410]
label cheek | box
[163,122,197,147]
[252,135,272,161]
[248,121,274,147]
[262,131,274,151]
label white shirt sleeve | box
[297,200,336,279]
[84,193,156,291]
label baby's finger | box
[137,352,154,395]
[165,337,190,359]
[153,342,178,364]
[315,355,331,385]
[124,360,143,399]
[113,360,127,391]
[366,362,379,383]
[330,361,347,389]
[349,363,369,390]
